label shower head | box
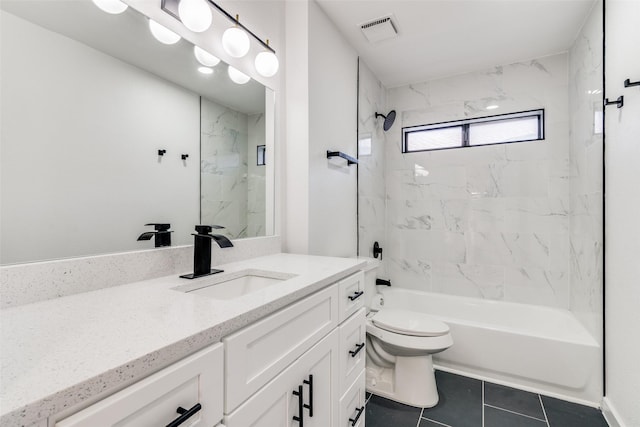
[375,110,396,131]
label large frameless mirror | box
[0,0,275,265]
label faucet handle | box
[145,223,171,232]
[195,224,224,234]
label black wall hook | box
[624,79,640,88]
[158,149,166,156]
[181,154,189,160]
[604,96,624,109]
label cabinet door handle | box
[303,374,314,417]
[166,403,202,427]
[349,406,365,426]
[292,385,304,426]
[349,342,365,357]
[348,291,364,301]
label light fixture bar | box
[161,0,275,54]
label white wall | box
[283,0,358,257]
[1,11,199,264]
[283,0,310,254]
[308,0,358,257]
[604,0,640,425]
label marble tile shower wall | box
[358,61,387,267]
[201,98,249,238]
[568,1,604,341]
[382,54,572,308]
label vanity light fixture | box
[222,16,250,58]
[227,66,250,84]
[194,46,220,67]
[486,105,499,110]
[148,19,181,45]
[178,0,212,33]
[254,40,279,77]
[91,0,128,14]
[198,66,214,74]
[160,0,280,75]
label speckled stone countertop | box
[0,253,366,427]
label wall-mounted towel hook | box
[624,78,640,88]
[327,150,358,165]
[158,149,166,156]
[604,96,624,108]
[181,154,189,160]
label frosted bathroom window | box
[469,116,540,146]
[402,109,544,153]
[405,126,463,151]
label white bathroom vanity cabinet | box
[0,254,367,427]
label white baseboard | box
[602,397,625,427]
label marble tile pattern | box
[200,97,249,239]
[0,236,281,308]
[0,253,365,427]
[357,60,388,277]
[568,1,604,343]
[376,53,574,308]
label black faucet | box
[137,223,172,247]
[180,225,234,279]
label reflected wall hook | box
[181,154,189,160]
[604,96,624,108]
[158,149,166,156]
[624,78,640,88]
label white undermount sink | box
[175,269,297,300]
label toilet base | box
[366,353,439,408]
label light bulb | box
[178,0,212,33]
[222,27,250,58]
[148,20,181,45]
[255,51,279,77]
[92,0,128,14]
[194,46,220,67]
[228,66,251,84]
[198,67,214,75]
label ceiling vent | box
[360,15,398,44]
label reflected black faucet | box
[180,225,234,279]
[137,223,172,247]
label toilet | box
[363,264,453,408]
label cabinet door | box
[224,329,339,427]
[338,372,366,427]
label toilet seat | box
[371,309,449,337]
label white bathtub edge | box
[434,364,602,409]
[602,397,626,427]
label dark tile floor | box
[365,371,609,427]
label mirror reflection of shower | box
[375,110,396,131]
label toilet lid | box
[372,309,449,337]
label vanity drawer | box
[339,307,367,394]
[56,344,223,427]
[338,271,365,322]
[339,371,366,427]
[224,283,339,413]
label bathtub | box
[376,288,602,405]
